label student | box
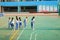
[31,16,35,30]
[8,17,11,29]
[10,17,14,29]
[19,17,22,28]
[15,16,19,30]
[24,17,28,28]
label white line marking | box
[17,29,24,40]
[30,33,33,40]
[9,30,14,36]
[30,31,36,40]
[35,34,37,40]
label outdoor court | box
[0,13,60,40]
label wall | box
[0,6,1,12]
[0,1,58,12]
[38,5,58,12]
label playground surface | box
[0,13,60,40]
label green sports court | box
[0,0,60,40]
[0,13,60,40]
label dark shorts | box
[19,22,22,26]
[10,23,14,29]
[11,23,14,27]
[31,22,33,27]
[16,23,19,30]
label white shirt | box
[8,19,11,23]
[31,19,35,23]
[16,20,19,23]
[12,19,14,24]
[26,19,27,22]
[19,21,22,23]
[33,19,35,22]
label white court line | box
[9,29,14,36]
[30,31,36,40]
[35,34,37,40]
[30,33,33,40]
[17,29,24,40]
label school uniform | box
[19,21,22,28]
[24,19,27,28]
[31,19,35,30]
[11,19,14,29]
[15,20,19,30]
[8,19,11,28]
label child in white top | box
[19,17,22,28]
[8,17,11,29]
[31,16,35,30]
[11,17,14,29]
[24,17,28,28]
[15,16,19,30]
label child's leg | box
[19,23,22,28]
[31,22,34,30]
[8,23,10,28]
[11,23,14,29]
[24,23,26,28]
[33,23,34,30]
[31,22,33,29]
[16,23,18,30]
[8,22,11,29]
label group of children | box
[8,16,35,30]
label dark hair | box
[33,16,35,19]
[11,17,14,21]
[16,18,18,21]
[32,16,35,20]
[19,17,21,21]
[9,17,10,20]
[26,16,28,18]
[16,16,18,19]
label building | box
[0,0,58,13]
